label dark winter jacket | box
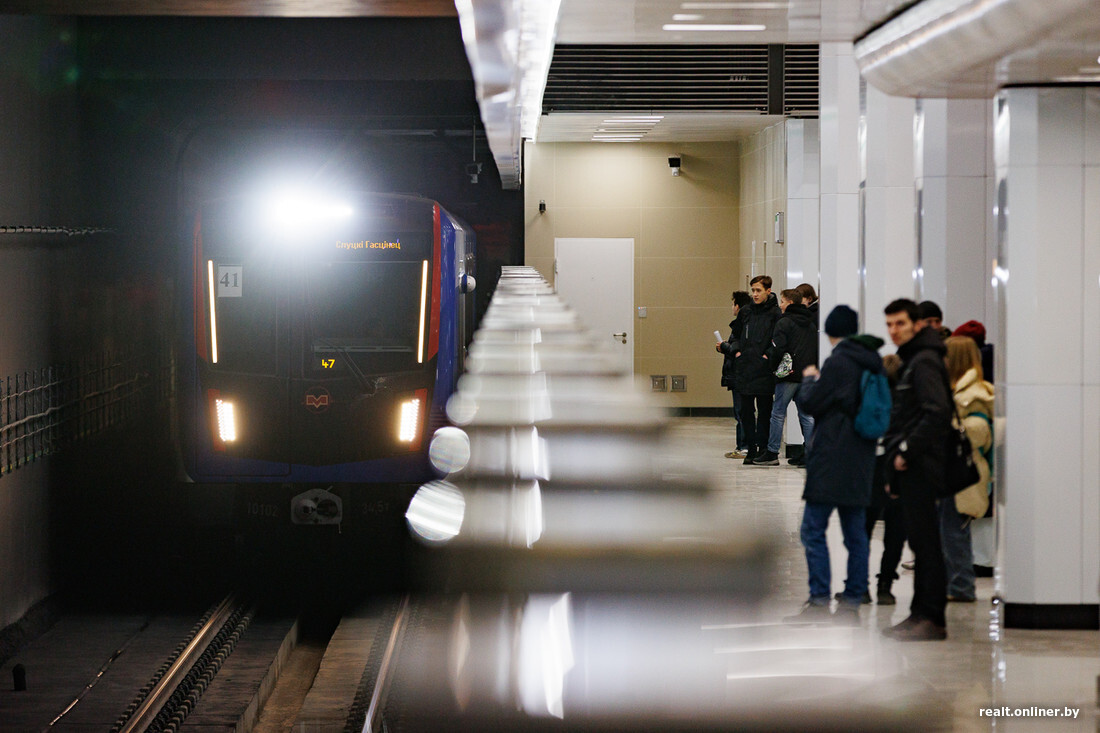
[883,327,952,496]
[719,315,746,390]
[800,335,885,506]
[807,299,820,330]
[766,303,818,383]
[730,293,781,395]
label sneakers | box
[835,590,872,605]
[831,603,861,626]
[752,451,780,466]
[876,583,896,606]
[882,616,946,641]
[783,599,832,623]
[788,455,806,467]
[724,449,748,459]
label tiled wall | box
[738,123,788,291]
[523,141,741,408]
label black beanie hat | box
[824,305,859,337]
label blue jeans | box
[732,391,747,450]
[767,381,814,454]
[800,501,868,604]
[938,499,976,600]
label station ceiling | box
[3,0,1097,187]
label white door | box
[553,238,634,373]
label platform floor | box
[665,416,1098,733]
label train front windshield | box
[305,260,426,375]
[198,195,438,381]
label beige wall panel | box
[635,259,661,305]
[632,306,719,360]
[525,210,556,261]
[637,257,739,309]
[553,145,646,208]
[552,207,642,240]
[523,141,556,209]
[638,207,737,259]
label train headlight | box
[215,398,238,442]
[397,389,428,447]
[398,398,421,442]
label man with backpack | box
[785,305,887,624]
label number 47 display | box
[217,266,243,297]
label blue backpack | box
[853,370,892,440]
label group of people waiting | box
[717,280,996,642]
[716,276,819,467]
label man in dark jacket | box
[754,289,818,465]
[730,275,781,464]
[718,290,753,458]
[786,305,884,624]
[882,298,953,641]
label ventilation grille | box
[783,44,819,116]
[544,45,771,112]
[543,44,818,115]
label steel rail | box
[363,595,412,733]
[118,594,239,733]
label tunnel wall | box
[0,16,81,631]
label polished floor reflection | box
[664,417,1099,733]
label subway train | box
[175,190,476,528]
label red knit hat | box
[952,320,986,346]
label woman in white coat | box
[942,336,995,601]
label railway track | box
[112,594,255,733]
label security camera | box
[466,162,482,183]
[668,155,681,176]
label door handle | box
[612,332,627,344]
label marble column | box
[862,80,918,343]
[995,86,1100,628]
[915,98,995,335]
[818,43,862,341]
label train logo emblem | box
[303,387,332,413]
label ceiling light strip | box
[662,24,767,31]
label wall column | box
[862,81,917,343]
[995,86,1100,628]
[915,98,994,335]
[817,43,862,336]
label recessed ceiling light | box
[673,14,704,20]
[681,2,788,8]
[663,23,767,31]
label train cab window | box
[209,260,279,375]
[305,260,425,375]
